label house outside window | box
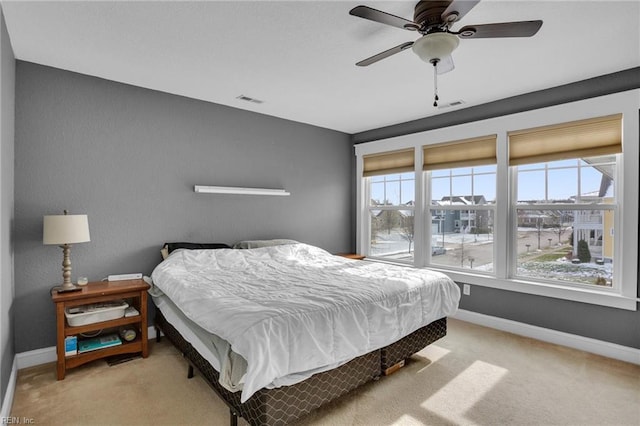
[430,180,495,271]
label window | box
[356,91,638,310]
[509,115,621,289]
[514,157,616,287]
[429,166,496,271]
[426,136,497,272]
[423,135,496,271]
[363,149,415,263]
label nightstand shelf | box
[63,315,142,337]
[52,279,150,380]
[63,338,145,370]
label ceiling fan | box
[349,0,542,106]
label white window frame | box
[355,90,639,310]
[365,173,416,264]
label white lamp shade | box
[412,32,460,63]
[43,214,90,245]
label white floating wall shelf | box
[194,185,290,196]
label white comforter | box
[151,243,460,402]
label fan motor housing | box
[413,0,451,30]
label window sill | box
[363,258,638,311]
[435,268,638,311]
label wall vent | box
[236,95,264,104]
[438,100,465,109]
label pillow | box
[232,239,299,249]
[160,246,169,260]
[161,242,232,260]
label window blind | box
[508,114,622,166]
[363,148,415,177]
[423,135,497,171]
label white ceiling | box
[1,1,639,134]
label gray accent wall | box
[0,8,15,403]
[14,62,353,353]
[353,68,640,349]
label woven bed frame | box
[155,310,447,426]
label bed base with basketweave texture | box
[154,310,446,426]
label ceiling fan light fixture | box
[411,32,460,63]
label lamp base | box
[54,284,82,293]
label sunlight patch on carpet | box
[421,360,508,424]
[390,414,424,425]
[417,344,450,373]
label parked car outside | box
[432,246,446,255]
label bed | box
[150,241,460,425]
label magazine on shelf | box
[78,333,122,353]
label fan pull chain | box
[432,60,439,107]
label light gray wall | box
[353,68,640,349]
[0,8,15,402]
[14,62,353,353]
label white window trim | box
[355,90,639,311]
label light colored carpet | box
[11,319,640,425]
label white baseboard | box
[452,309,640,365]
[15,346,56,370]
[0,357,17,419]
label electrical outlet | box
[463,284,471,296]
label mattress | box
[151,242,460,402]
[152,293,351,393]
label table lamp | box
[43,210,90,292]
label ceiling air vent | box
[236,95,264,104]
[437,100,465,110]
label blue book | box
[78,334,122,353]
[65,336,77,357]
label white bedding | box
[151,243,460,402]
[152,292,347,392]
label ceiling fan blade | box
[458,20,543,38]
[441,0,481,24]
[349,5,416,31]
[436,55,455,75]
[356,42,414,66]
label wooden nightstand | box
[336,253,366,260]
[51,279,150,380]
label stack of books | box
[78,334,122,353]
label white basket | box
[65,300,129,327]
